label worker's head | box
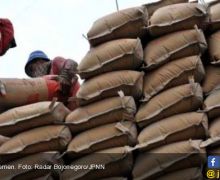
[25,50,50,77]
[0,18,17,56]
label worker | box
[0,18,16,56]
[25,50,80,110]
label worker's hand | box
[58,64,79,96]
[57,75,71,96]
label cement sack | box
[66,121,137,159]
[137,112,208,151]
[156,167,203,180]
[208,30,220,65]
[136,83,203,129]
[132,140,206,180]
[143,55,205,101]
[0,77,60,110]
[143,0,188,17]
[0,101,70,137]
[0,135,9,146]
[148,3,207,37]
[0,152,62,180]
[65,96,136,135]
[0,125,71,155]
[87,7,147,46]
[76,70,144,106]
[201,117,220,148]
[202,65,220,96]
[143,28,207,70]
[204,89,220,119]
[207,1,220,32]
[78,38,143,79]
[62,146,133,180]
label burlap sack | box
[76,70,144,106]
[143,56,205,101]
[148,3,207,36]
[0,125,71,155]
[66,121,137,159]
[0,78,60,109]
[65,96,136,134]
[0,135,9,146]
[0,152,62,180]
[78,38,143,79]
[62,146,133,180]
[208,30,220,65]
[143,28,207,70]
[143,0,188,17]
[132,140,206,180]
[204,89,220,119]
[87,6,147,46]
[136,83,203,129]
[202,65,220,96]
[0,101,70,137]
[207,1,220,32]
[137,112,208,151]
[156,168,203,180]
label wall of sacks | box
[0,0,220,179]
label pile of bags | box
[1,0,220,179]
[74,0,220,179]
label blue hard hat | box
[25,50,50,75]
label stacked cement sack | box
[200,0,220,157]
[64,5,147,179]
[0,98,71,179]
[132,1,210,179]
[0,77,75,179]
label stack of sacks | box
[62,0,210,179]
[202,80,220,153]
[133,1,209,179]
[86,0,188,47]
[65,16,144,180]
[62,146,133,180]
[202,0,220,94]
[0,101,71,179]
[202,0,220,97]
[60,0,187,179]
[200,0,220,155]
[0,152,63,180]
[132,140,206,180]
[69,39,143,162]
[75,38,144,106]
